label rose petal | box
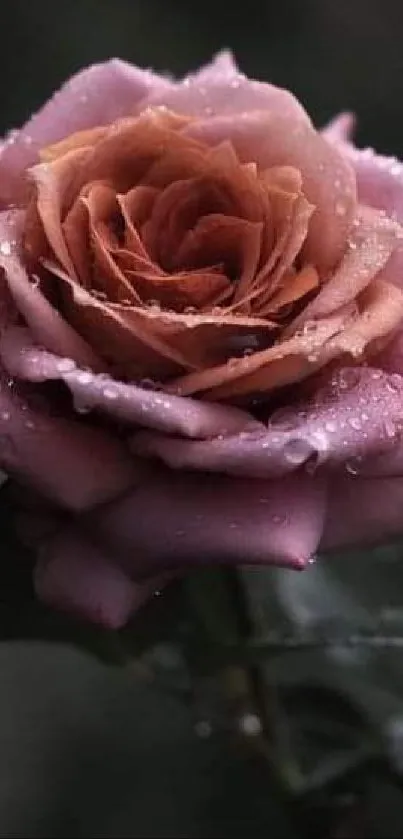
[85,470,326,574]
[184,112,356,275]
[324,128,403,224]
[0,59,173,206]
[132,366,403,479]
[0,326,259,439]
[169,272,403,401]
[35,532,156,628]
[0,374,137,510]
[184,49,240,85]
[0,210,104,370]
[287,206,402,330]
[321,112,356,144]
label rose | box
[1,52,403,628]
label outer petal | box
[0,210,105,370]
[0,327,260,439]
[84,470,326,575]
[0,59,174,206]
[132,367,403,479]
[322,117,403,224]
[0,375,137,510]
[35,532,159,629]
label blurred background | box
[1,0,403,836]
[1,0,403,153]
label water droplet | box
[337,368,359,390]
[57,358,76,374]
[325,420,337,433]
[259,497,270,504]
[229,522,239,529]
[308,555,317,565]
[335,200,347,217]
[0,411,10,422]
[345,458,360,476]
[76,371,93,385]
[73,395,92,414]
[139,378,160,391]
[283,438,310,465]
[24,419,35,430]
[228,357,240,369]
[272,514,286,525]
[384,418,396,438]
[239,713,262,736]
[386,373,402,393]
[0,242,11,256]
[103,386,118,400]
[348,417,361,431]
[361,412,369,422]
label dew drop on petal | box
[348,417,361,431]
[384,418,396,439]
[272,514,286,525]
[76,371,93,386]
[283,438,311,465]
[0,242,11,256]
[103,386,118,400]
[345,458,360,476]
[57,358,76,374]
[73,395,92,415]
[335,200,347,217]
[386,373,402,393]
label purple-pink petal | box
[131,367,403,479]
[0,375,137,510]
[0,59,173,206]
[35,531,155,628]
[85,470,326,574]
[0,327,259,439]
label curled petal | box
[0,327,259,439]
[0,210,103,370]
[132,367,403,480]
[0,59,174,206]
[35,532,158,628]
[185,111,356,275]
[287,206,402,330]
[321,112,356,144]
[0,374,137,510]
[324,130,403,224]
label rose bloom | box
[1,52,403,627]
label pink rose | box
[1,52,403,628]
